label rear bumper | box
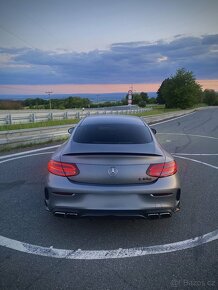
[45,173,180,217]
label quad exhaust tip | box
[147,212,172,219]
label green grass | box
[192,103,208,108]
[134,107,183,117]
[0,118,79,131]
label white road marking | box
[0,145,59,160]
[157,132,218,140]
[151,112,195,125]
[0,230,217,260]
[0,149,217,260]
[174,153,218,156]
[173,155,218,170]
[0,152,54,164]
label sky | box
[0,0,218,95]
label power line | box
[0,8,62,51]
[0,23,35,49]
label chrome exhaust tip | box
[147,212,172,219]
[147,213,159,219]
[54,211,66,216]
[159,212,172,218]
[54,212,79,217]
[66,212,78,216]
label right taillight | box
[48,160,79,177]
[147,161,177,177]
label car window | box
[73,123,152,144]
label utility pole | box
[45,91,53,109]
[97,95,100,108]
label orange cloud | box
[0,83,159,95]
[197,80,218,91]
[0,80,217,95]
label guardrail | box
[0,107,151,125]
[0,109,197,151]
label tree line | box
[0,68,217,110]
[0,94,156,110]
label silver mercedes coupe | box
[45,115,180,218]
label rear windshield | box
[73,123,152,144]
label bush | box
[203,89,218,106]
[0,100,24,110]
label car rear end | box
[45,116,180,218]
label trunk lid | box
[61,142,165,185]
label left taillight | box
[48,160,79,177]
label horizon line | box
[0,80,217,95]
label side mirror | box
[68,127,74,134]
[151,128,157,134]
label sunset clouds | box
[0,34,218,93]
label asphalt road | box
[0,108,217,290]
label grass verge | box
[0,118,79,131]
[134,107,182,117]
